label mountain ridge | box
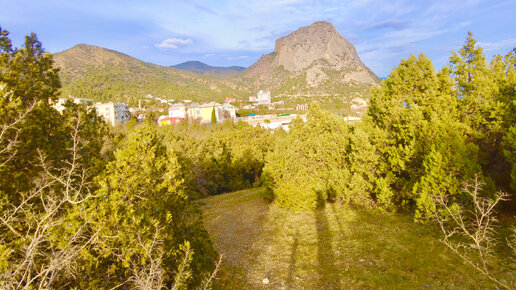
[171,61,246,77]
[53,44,248,105]
[52,21,379,105]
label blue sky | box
[1,0,515,77]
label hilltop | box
[53,44,249,105]
[171,61,246,77]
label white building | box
[94,102,130,126]
[257,90,271,105]
[169,103,187,119]
[53,98,93,113]
[296,103,309,111]
[237,114,306,132]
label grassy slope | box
[200,188,511,289]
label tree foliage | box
[264,103,381,210]
[0,28,218,289]
[211,106,217,124]
[0,27,63,195]
[69,125,217,288]
[162,121,274,197]
[264,33,514,219]
[450,33,515,191]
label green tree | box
[366,52,485,219]
[503,126,516,191]
[412,120,479,220]
[74,125,217,288]
[368,54,459,208]
[450,32,512,190]
[225,123,273,186]
[264,103,358,210]
[211,106,217,124]
[0,27,64,195]
[162,121,274,196]
[0,28,118,288]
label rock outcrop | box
[243,21,378,92]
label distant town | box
[54,90,367,131]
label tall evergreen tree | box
[211,106,217,124]
[0,28,114,288]
[0,27,64,195]
[450,32,513,191]
[264,103,380,210]
[367,53,481,217]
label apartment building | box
[257,90,271,105]
[94,102,130,126]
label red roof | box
[160,117,184,124]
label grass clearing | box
[199,188,514,289]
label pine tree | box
[368,54,459,208]
[0,28,112,285]
[264,103,362,210]
[366,52,485,217]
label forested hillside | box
[171,61,246,77]
[54,44,250,105]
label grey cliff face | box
[273,21,363,72]
[244,21,377,87]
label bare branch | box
[201,254,224,290]
[0,101,38,170]
[0,105,104,289]
[431,175,512,289]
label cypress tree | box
[211,106,217,125]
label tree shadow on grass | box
[286,228,299,287]
[330,202,347,238]
[315,203,341,289]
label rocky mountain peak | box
[273,21,363,72]
[243,21,377,91]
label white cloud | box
[226,55,249,60]
[155,38,193,49]
[478,38,516,51]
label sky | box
[1,0,515,77]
